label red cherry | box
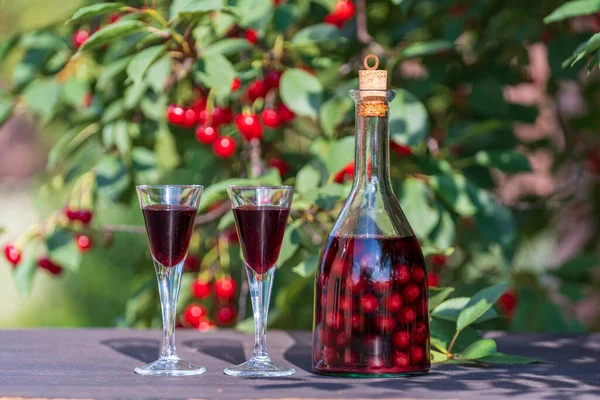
[108,13,121,24]
[413,321,428,344]
[268,158,289,176]
[212,107,233,126]
[216,305,237,325]
[225,228,239,244]
[427,272,440,287]
[392,331,411,349]
[393,351,410,367]
[195,125,219,145]
[235,113,263,140]
[324,13,345,29]
[360,293,378,313]
[346,275,366,294]
[276,103,295,122]
[390,142,413,156]
[450,2,467,17]
[184,254,201,272]
[325,312,344,330]
[65,208,79,221]
[329,257,348,277]
[261,108,282,128]
[72,29,91,49]
[214,276,237,299]
[182,108,197,127]
[197,317,215,332]
[431,254,447,267]
[213,136,237,158]
[375,315,396,333]
[403,283,421,303]
[265,70,282,90]
[338,296,352,312]
[411,266,425,283]
[333,161,354,183]
[351,314,365,332]
[167,104,185,125]
[4,243,21,266]
[191,98,207,113]
[246,80,267,102]
[183,304,207,328]
[366,355,385,368]
[38,257,63,275]
[399,306,416,324]
[333,0,355,21]
[335,332,350,347]
[498,290,518,318]
[75,234,92,252]
[322,346,338,366]
[78,210,93,225]
[191,279,211,299]
[409,345,424,364]
[388,292,403,313]
[230,77,241,91]
[273,0,285,5]
[245,29,258,44]
[81,92,93,108]
[394,264,411,285]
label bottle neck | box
[352,107,393,192]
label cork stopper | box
[358,54,388,117]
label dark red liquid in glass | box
[233,205,290,274]
[313,235,430,375]
[142,204,196,267]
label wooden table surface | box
[0,329,599,399]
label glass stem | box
[154,260,184,359]
[247,266,275,360]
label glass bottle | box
[312,56,430,377]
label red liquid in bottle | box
[142,204,196,267]
[313,235,430,376]
[233,205,290,274]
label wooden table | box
[0,329,599,399]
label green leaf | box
[279,220,303,265]
[292,24,341,45]
[155,128,180,170]
[319,97,352,137]
[275,3,297,31]
[124,79,148,109]
[12,49,48,90]
[292,254,319,277]
[398,177,439,238]
[0,34,20,63]
[97,56,133,90]
[79,21,147,53]
[430,350,450,363]
[170,0,223,20]
[114,121,131,156]
[61,78,89,109]
[430,318,482,353]
[390,89,429,147]
[428,287,455,310]
[457,283,508,331]
[132,147,160,182]
[12,241,41,296]
[146,56,171,93]
[479,352,545,364]
[196,53,236,92]
[236,0,273,27]
[68,2,128,23]
[204,39,250,56]
[458,338,497,360]
[102,99,126,123]
[544,0,600,23]
[469,77,510,118]
[429,172,479,216]
[280,68,323,120]
[474,150,531,173]
[399,40,454,58]
[95,154,131,201]
[199,178,255,211]
[23,79,60,123]
[0,96,13,125]
[311,136,354,175]
[432,297,498,324]
[475,199,516,263]
[551,253,599,282]
[127,45,164,83]
[45,228,82,271]
[296,164,322,195]
[312,183,348,210]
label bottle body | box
[312,90,430,376]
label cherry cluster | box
[313,235,430,373]
[167,70,295,159]
[182,276,238,329]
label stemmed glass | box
[135,185,206,376]
[224,185,296,377]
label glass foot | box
[135,357,206,376]
[224,356,295,377]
